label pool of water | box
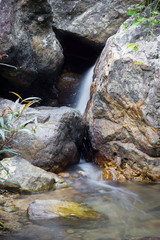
[1,161,160,240]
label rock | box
[0,156,67,193]
[57,72,81,106]
[0,211,22,233]
[129,238,160,240]
[50,0,141,48]
[58,172,70,178]
[85,10,160,182]
[27,199,101,220]
[0,98,85,172]
[0,0,63,91]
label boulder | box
[49,0,141,48]
[85,11,160,182]
[0,157,67,193]
[27,199,101,220]
[0,0,64,89]
[0,98,85,172]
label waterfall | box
[75,61,96,115]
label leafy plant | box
[0,92,41,181]
[0,92,40,155]
[126,0,160,30]
[127,43,139,53]
[124,0,160,54]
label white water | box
[74,60,139,199]
[78,160,139,200]
[75,61,96,115]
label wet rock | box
[58,172,70,178]
[27,199,102,220]
[0,0,63,95]
[0,98,85,173]
[0,156,67,193]
[57,72,81,106]
[50,0,141,48]
[85,9,160,182]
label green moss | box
[51,201,101,219]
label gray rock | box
[0,0,64,88]
[0,157,67,193]
[85,11,160,182]
[49,0,141,48]
[0,98,85,172]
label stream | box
[1,63,160,240]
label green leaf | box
[7,114,13,125]
[137,17,148,22]
[0,148,19,155]
[0,129,5,141]
[127,10,138,16]
[136,4,145,10]
[122,23,128,29]
[0,178,18,185]
[133,45,139,52]
[0,161,9,174]
[22,97,41,102]
[12,98,20,112]
[136,62,144,65]
[35,117,38,126]
[131,21,141,27]
[152,10,160,15]
[151,19,159,25]
[0,221,7,231]
[0,117,4,128]
[127,43,136,48]
[18,128,34,135]
[19,118,35,128]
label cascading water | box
[75,61,96,115]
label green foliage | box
[125,0,160,54]
[0,92,41,181]
[0,221,7,231]
[127,43,139,54]
[125,0,160,30]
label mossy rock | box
[27,199,102,220]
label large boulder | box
[0,0,63,89]
[0,157,67,193]
[49,0,141,48]
[85,11,160,182]
[0,98,85,172]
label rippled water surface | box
[2,161,160,240]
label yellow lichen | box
[50,201,101,219]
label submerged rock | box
[85,10,160,182]
[0,98,85,173]
[0,157,67,193]
[27,199,101,220]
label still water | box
[3,160,160,240]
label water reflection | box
[1,161,160,240]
